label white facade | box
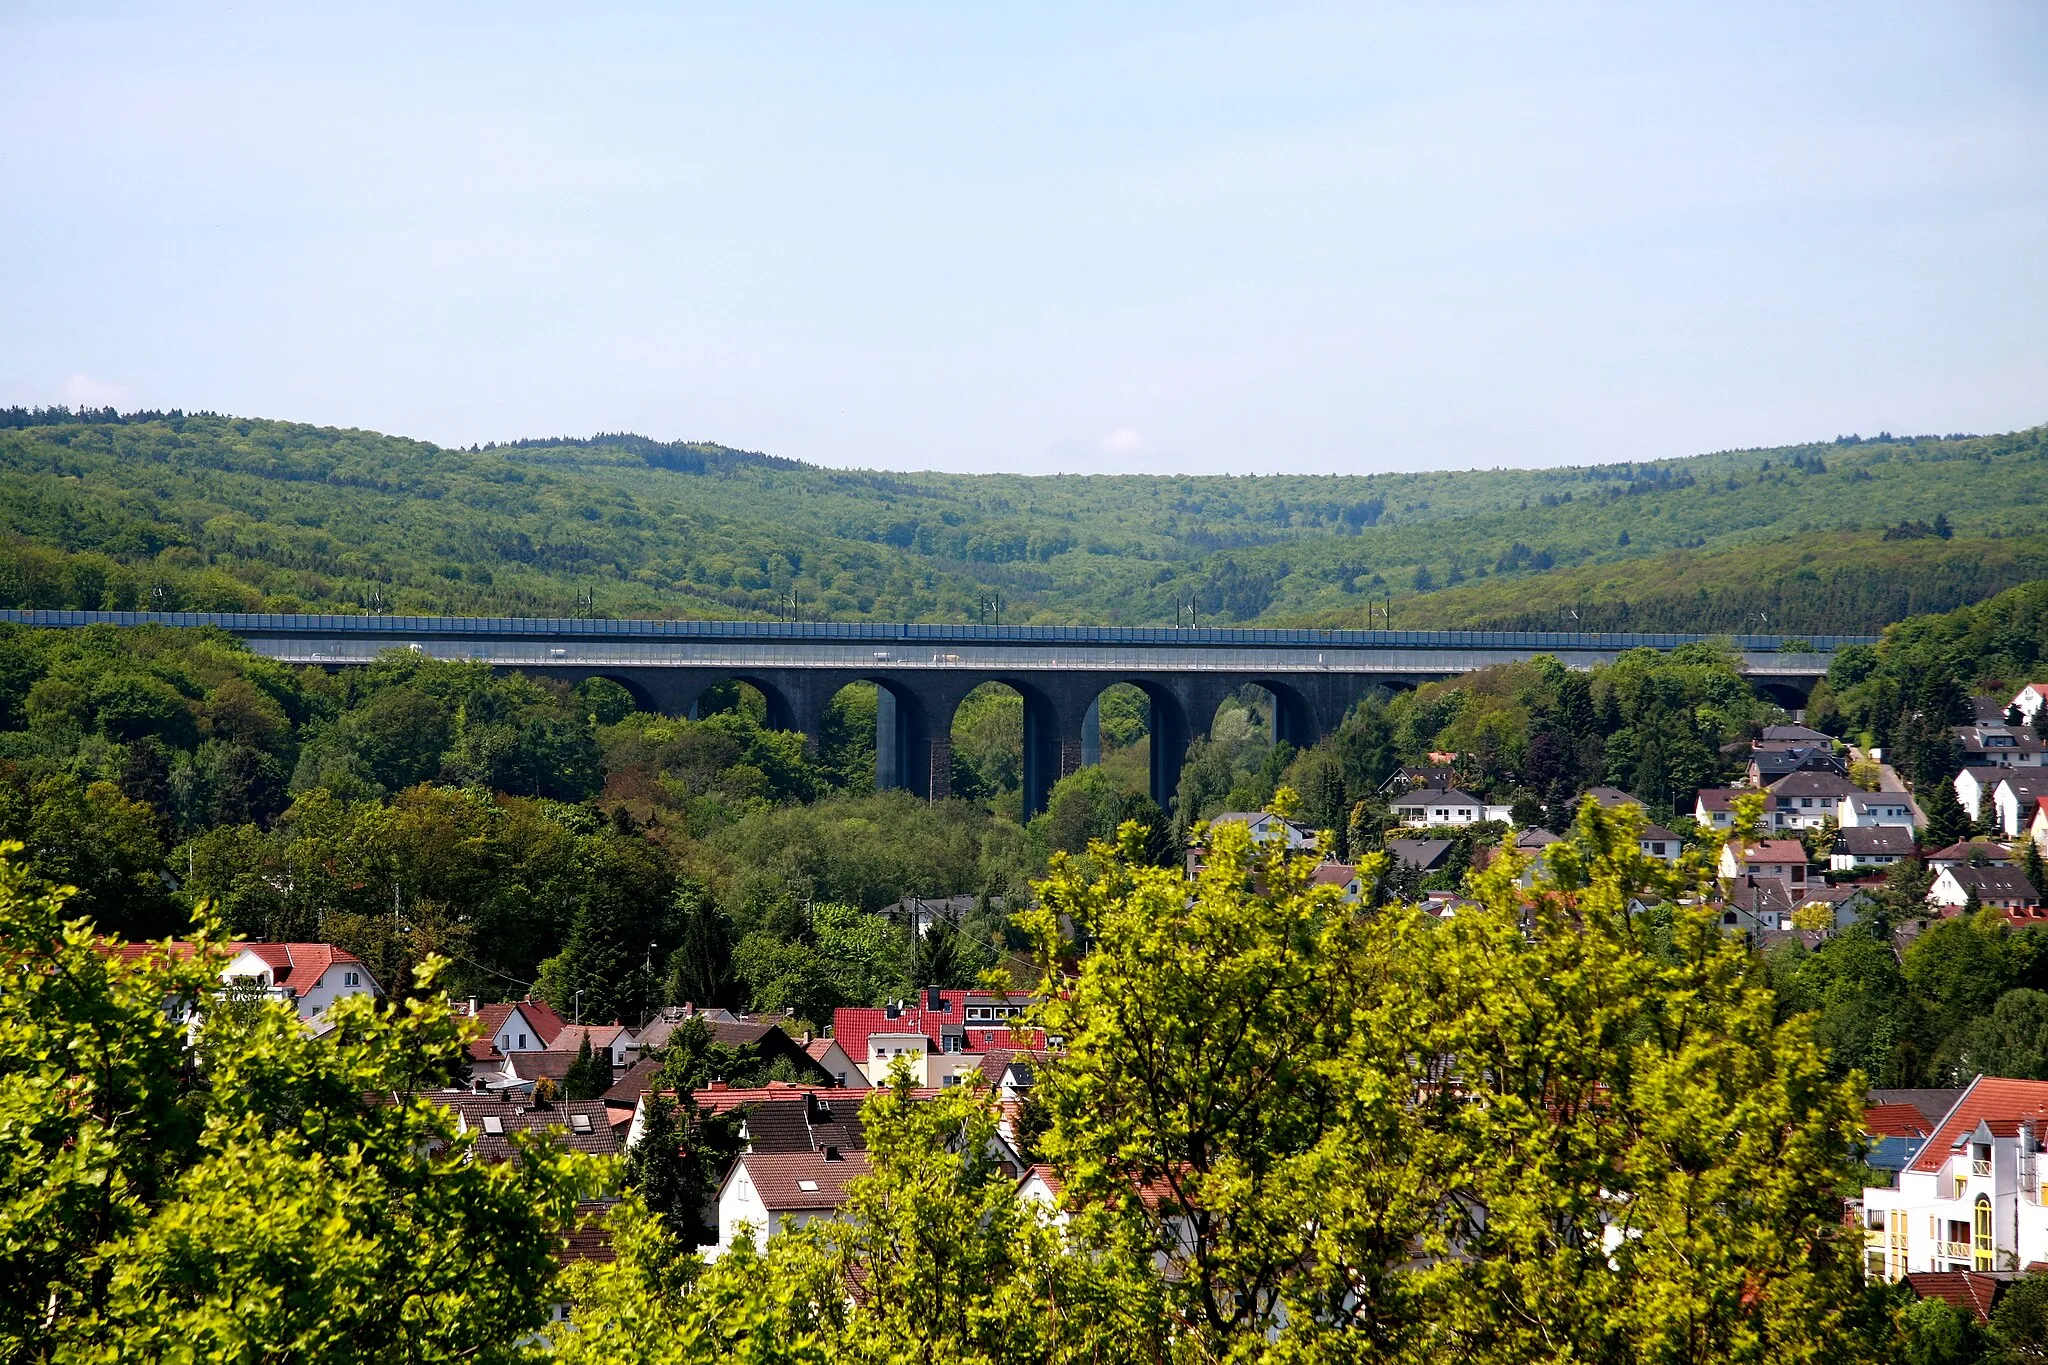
[1956,768,2004,825]
[218,947,380,1023]
[1863,1082,2048,1280]
[1995,779,2048,838]
[1841,793,1916,829]
[863,1029,930,1085]
[2016,684,2048,724]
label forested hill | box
[1,405,2044,632]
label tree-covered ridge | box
[1,406,2044,629]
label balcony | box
[1865,1227,1886,1247]
[1939,1240,1973,1262]
[1975,1159,1994,1177]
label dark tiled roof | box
[1869,1088,1967,1126]
[1944,866,2040,901]
[1836,826,1915,855]
[1768,771,1857,799]
[423,1093,623,1161]
[1384,839,1453,871]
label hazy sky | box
[3,3,2043,475]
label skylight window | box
[482,1116,504,1135]
[797,1179,819,1192]
[570,1113,592,1133]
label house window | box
[482,1116,504,1135]
[1975,1195,1994,1271]
[517,1033,527,1049]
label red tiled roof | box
[1729,840,1808,865]
[1019,1163,1064,1197]
[832,995,969,1061]
[734,1150,870,1211]
[549,1024,630,1053]
[222,943,379,998]
[1908,1076,2048,1174]
[1906,1271,2005,1323]
[1865,1103,1934,1139]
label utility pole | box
[573,989,582,1026]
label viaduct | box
[1,611,1870,817]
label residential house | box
[1929,866,2039,913]
[1696,787,1782,832]
[460,998,566,1067]
[714,1149,870,1254]
[548,1024,639,1074]
[1762,723,1833,744]
[1927,840,2013,871]
[1379,766,1457,795]
[1748,746,1847,787]
[1718,839,1813,891]
[1795,885,1874,933]
[804,1036,869,1090]
[1391,789,1511,829]
[418,1091,623,1163]
[1956,721,2048,769]
[635,1010,838,1086]
[1584,786,1645,812]
[1715,876,1796,935]
[1187,811,1320,876]
[833,988,1047,1086]
[2031,798,2048,847]
[1955,767,2009,826]
[1383,839,1455,875]
[1310,862,1365,902]
[2014,684,2048,724]
[1842,792,1917,829]
[1637,823,1682,863]
[1863,1103,1936,1193]
[1768,771,1859,829]
[1860,1075,2048,1279]
[217,943,382,1025]
[1831,825,1916,871]
[1994,776,2048,838]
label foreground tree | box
[1026,795,1874,1363]
[0,844,607,1362]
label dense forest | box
[2,406,2045,632]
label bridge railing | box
[0,610,1880,653]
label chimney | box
[707,1080,728,1091]
[467,997,478,1016]
[926,985,943,1012]
[823,1145,842,1162]
[885,1001,901,1020]
[802,1030,813,1044]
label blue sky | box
[2,2,2043,475]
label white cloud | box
[1098,426,1144,454]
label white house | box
[1766,771,1858,830]
[1718,839,1812,890]
[1929,865,2040,912]
[1956,721,2048,769]
[1861,1076,2048,1280]
[1842,792,1917,829]
[2014,684,2048,725]
[1695,788,1782,832]
[803,1036,869,1090]
[1831,825,1914,871]
[1391,789,1512,828]
[548,1024,640,1071]
[713,1149,870,1254]
[1956,767,2008,825]
[1638,824,1682,863]
[1995,777,2048,839]
[218,944,381,1023]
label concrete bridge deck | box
[1,611,1870,815]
